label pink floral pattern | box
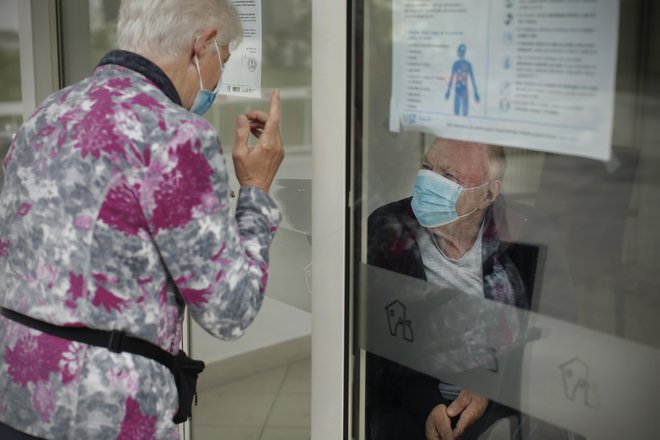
[151,138,215,233]
[0,52,280,439]
[32,381,57,422]
[92,284,129,312]
[117,397,157,440]
[0,240,9,257]
[6,333,71,386]
[99,178,146,235]
[16,203,32,217]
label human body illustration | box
[445,44,480,116]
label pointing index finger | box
[264,89,281,132]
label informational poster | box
[389,0,620,161]
[220,0,262,98]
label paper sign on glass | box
[389,0,620,161]
[221,0,262,98]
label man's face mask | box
[411,169,489,228]
[190,40,224,116]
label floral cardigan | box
[0,50,280,439]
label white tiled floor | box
[191,358,311,440]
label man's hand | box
[425,404,453,440]
[448,390,488,438]
[425,390,489,439]
[232,90,284,192]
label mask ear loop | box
[455,205,479,220]
[193,56,205,90]
[194,37,224,91]
[462,180,491,191]
[193,36,206,91]
[455,180,491,219]
[211,40,224,94]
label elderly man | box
[366,137,574,439]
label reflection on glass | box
[353,0,660,438]
[59,0,120,86]
[0,0,22,191]
[211,0,311,151]
[274,178,312,235]
[190,1,313,439]
[365,138,577,439]
[89,0,120,63]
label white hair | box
[486,144,507,180]
[117,0,243,60]
[428,137,507,181]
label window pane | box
[0,0,22,192]
[194,2,313,438]
[352,0,660,438]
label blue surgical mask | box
[411,169,489,228]
[190,40,224,116]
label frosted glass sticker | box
[361,264,660,439]
[221,0,262,98]
[390,0,620,161]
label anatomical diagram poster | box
[389,0,620,161]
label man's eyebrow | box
[442,167,466,184]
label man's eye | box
[421,163,432,170]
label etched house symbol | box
[559,357,600,408]
[385,300,414,342]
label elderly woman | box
[0,0,284,438]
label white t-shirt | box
[415,222,485,400]
[416,223,485,298]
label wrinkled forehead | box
[424,139,489,182]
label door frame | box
[311,0,351,438]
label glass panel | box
[351,0,660,439]
[0,0,22,191]
[57,1,312,438]
[192,2,312,438]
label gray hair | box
[428,137,507,181]
[486,144,507,180]
[117,0,243,60]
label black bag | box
[171,350,206,423]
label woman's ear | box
[192,28,218,58]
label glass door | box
[188,2,313,438]
[350,0,660,439]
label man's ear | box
[192,28,219,59]
[479,180,502,209]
